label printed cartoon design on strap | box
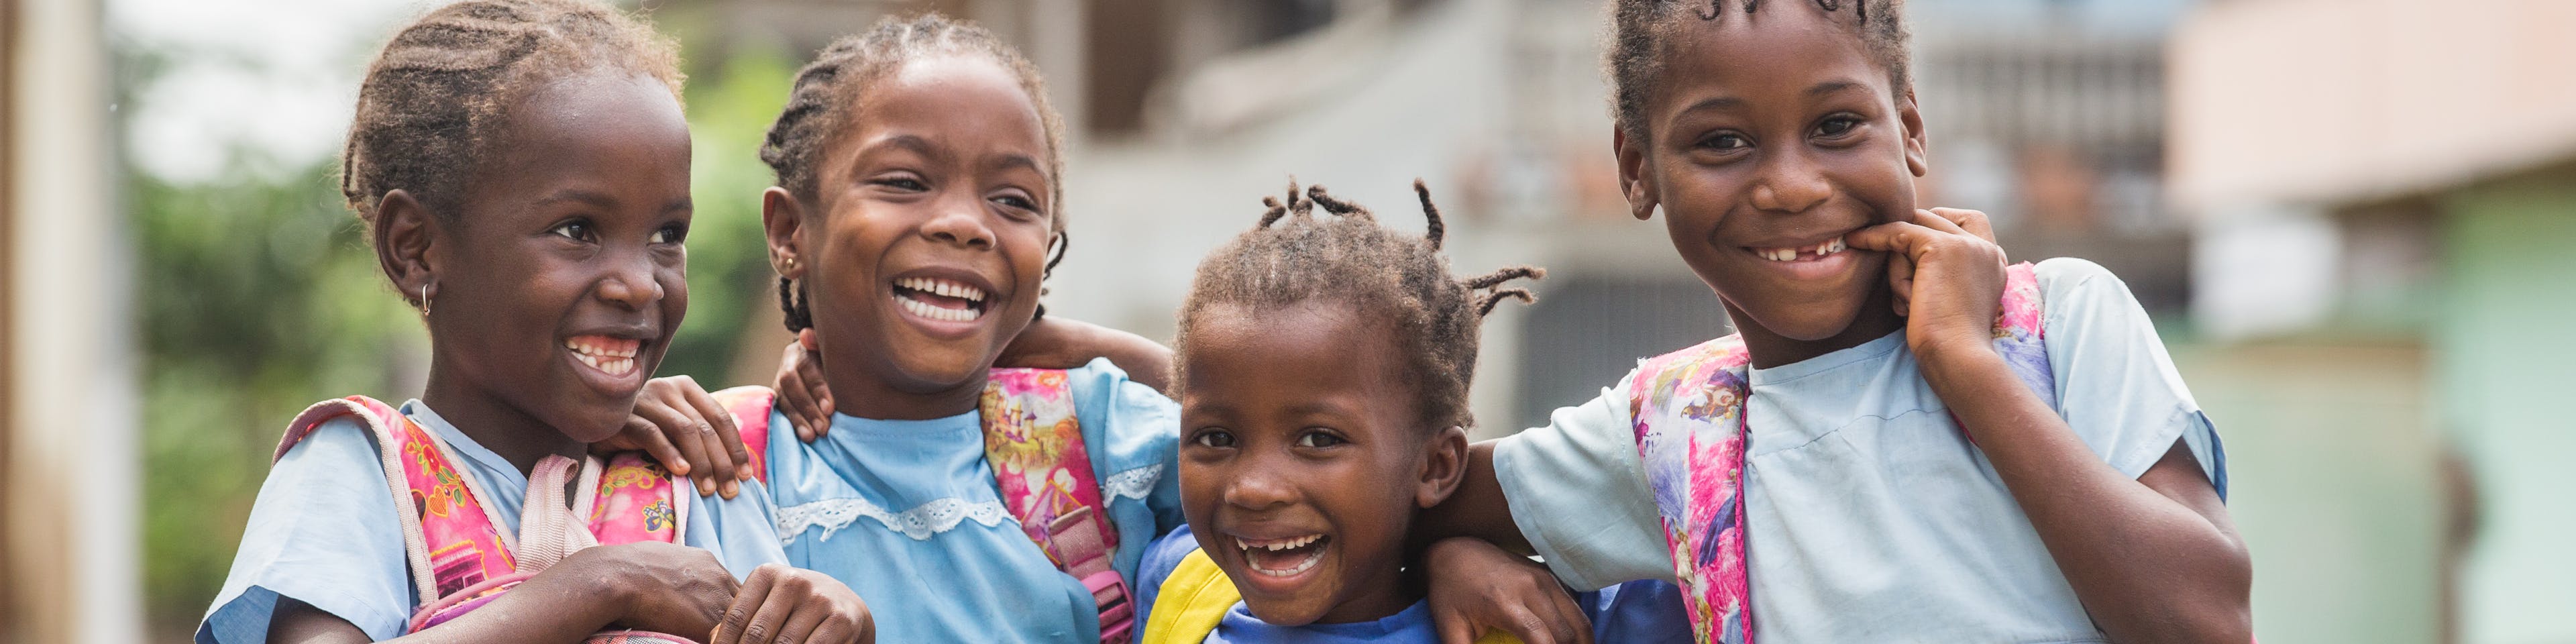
[276,396,698,643]
[1628,262,2052,644]
[710,372,1134,644]
[982,368,1133,644]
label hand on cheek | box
[1844,208,2007,362]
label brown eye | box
[1700,132,1751,151]
[1193,429,1236,448]
[1815,116,1861,137]
[1295,430,1344,448]
[549,221,595,242]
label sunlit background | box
[4,0,2570,642]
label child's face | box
[1177,300,1466,626]
[1618,8,1927,342]
[431,71,694,442]
[784,55,1054,414]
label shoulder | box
[1132,524,1203,621]
[203,415,414,643]
[2033,258,2135,311]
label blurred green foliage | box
[127,40,798,635]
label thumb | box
[1434,610,1477,644]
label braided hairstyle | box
[1175,180,1544,433]
[340,0,681,237]
[761,13,1069,332]
[1608,0,1909,141]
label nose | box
[920,193,996,250]
[1222,463,1298,513]
[1748,150,1831,214]
[595,250,664,311]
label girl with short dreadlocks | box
[1422,1,2253,642]
[198,2,868,644]
[1128,180,1692,644]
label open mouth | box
[892,276,988,323]
[1748,234,1849,262]
[565,335,642,378]
[1234,533,1331,578]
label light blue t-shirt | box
[196,400,789,644]
[764,358,1185,643]
[1493,258,2228,643]
[1129,526,1693,644]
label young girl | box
[195,2,866,643]
[1130,180,1688,644]
[1428,1,2252,642]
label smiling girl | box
[197,3,865,643]
[1425,1,2253,642]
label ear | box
[374,189,442,311]
[1613,125,1660,221]
[1899,86,1929,178]
[1415,425,1471,509]
[763,186,808,280]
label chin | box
[1241,598,1332,627]
[887,347,1000,392]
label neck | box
[420,360,584,476]
[823,364,988,421]
[1324,564,1424,625]
[1727,286,1907,369]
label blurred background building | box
[3,0,2567,642]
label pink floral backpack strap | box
[709,386,777,484]
[275,396,519,604]
[1628,337,1756,644]
[980,368,1134,644]
[579,451,691,547]
[1990,262,2055,402]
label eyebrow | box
[875,133,947,163]
[535,189,618,209]
[1808,79,1866,97]
[988,153,1045,178]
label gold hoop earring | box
[421,282,433,317]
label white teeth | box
[898,293,984,322]
[896,276,985,303]
[1234,534,1322,551]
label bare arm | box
[1415,441,1534,554]
[264,543,732,644]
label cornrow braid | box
[1175,179,1545,433]
[1609,0,1908,141]
[761,13,1069,332]
[341,0,681,231]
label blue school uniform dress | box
[761,358,1185,643]
[1493,258,2229,643]
[197,400,789,644]
[1129,526,1693,644]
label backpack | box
[711,367,1135,644]
[1138,547,1523,644]
[274,396,700,643]
[1627,262,2054,644]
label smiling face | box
[1177,299,1466,626]
[423,70,694,445]
[775,54,1056,419]
[1618,7,1927,357]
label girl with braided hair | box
[1417,1,2253,642]
[197,2,867,643]
[1127,180,1690,644]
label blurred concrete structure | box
[2172,0,2576,642]
[3,0,146,643]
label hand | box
[774,329,836,442]
[1424,537,1593,644]
[571,542,742,639]
[600,375,749,498]
[712,564,875,644]
[1846,208,2010,362]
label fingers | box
[1433,610,1477,644]
[622,416,693,479]
[634,397,719,498]
[1547,584,1594,644]
[800,349,834,437]
[769,596,833,644]
[1843,219,1940,258]
[774,342,817,443]
[1927,207,1995,243]
[714,565,782,644]
[673,376,745,497]
[1497,606,1560,644]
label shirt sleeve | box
[2035,258,2230,498]
[685,476,791,579]
[1489,374,1674,592]
[1067,358,1187,584]
[197,417,415,644]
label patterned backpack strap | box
[1990,262,2055,402]
[580,451,692,546]
[708,386,778,484]
[1627,337,1757,644]
[980,368,1134,644]
[276,396,519,604]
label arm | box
[267,542,737,644]
[1416,441,1534,553]
[997,315,1174,393]
[1853,210,2251,643]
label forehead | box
[1650,7,1895,115]
[837,54,1050,164]
[1183,300,1406,401]
[482,69,692,193]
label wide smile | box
[1226,531,1334,591]
[1742,233,1860,280]
[563,333,649,394]
[887,271,996,337]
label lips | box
[1233,533,1331,578]
[564,335,642,377]
[890,274,989,323]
